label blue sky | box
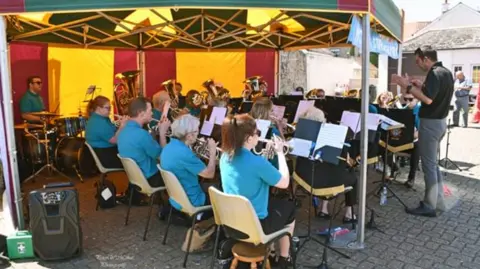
[393,0,480,22]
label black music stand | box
[292,119,350,269]
[439,119,462,172]
[372,121,409,210]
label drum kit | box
[16,111,96,183]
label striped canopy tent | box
[0,0,404,247]
[2,0,403,50]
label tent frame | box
[11,9,362,50]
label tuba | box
[114,70,140,115]
[243,76,266,101]
[201,79,222,106]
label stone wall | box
[279,51,307,95]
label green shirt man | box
[19,76,45,123]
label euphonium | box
[192,137,222,160]
[162,79,179,108]
[253,135,293,159]
[113,70,140,115]
[200,79,221,106]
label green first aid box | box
[7,231,35,260]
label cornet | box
[147,118,172,136]
[253,135,293,159]
[113,114,127,127]
[192,137,222,160]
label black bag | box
[95,179,116,209]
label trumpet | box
[192,137,222,160]
[253,135,293,159]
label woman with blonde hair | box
[249,97,285,138]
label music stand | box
[291,119,350,268]
[439,119,462,172]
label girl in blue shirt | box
[85,96,127,169]
[220,114,295,268]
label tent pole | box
[356,13,371,248]
[138,50,146,96]
[396,44,403,96]
[276,50,280,96]
[0,16,24,230]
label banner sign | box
[348,15,400,59]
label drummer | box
[19,76,46,123]
[85,95,127,169]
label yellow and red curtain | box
[9,42,276,124]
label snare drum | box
[55,117,81,137]
[22,130,57,164]
[55,137,97,176]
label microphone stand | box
[439,119,462,172]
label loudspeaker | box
[28,182,82,260]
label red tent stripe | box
[245,49,276,96]
[145,50,176,97]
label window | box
[453,65,463,73]
[472,65,480,84]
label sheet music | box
[314,123,348,151]
[340,111,360,133]
[209,107,227,125]
[256,119,271,140]
[200,121,214,136]
[288,138,312,158]
[294,100,315,123]
[367,113,382,131]
[272,105,286,120]
[379,115,404,130]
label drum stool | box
[230,242,271,269]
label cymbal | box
[14,123,43,129]
[30,111,61,117]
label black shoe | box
[405,202,436,217]
[343,216,358,224]
[277,256,293,269]
[404,179,415,189]
[449,124,459,128]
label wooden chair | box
[118,155,165,241]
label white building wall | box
[377,54,389,94]
[437,48,480,88]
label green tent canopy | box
[2,0,403,50]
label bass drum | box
[55,137,98,177]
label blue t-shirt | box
[118,120,163,178]
[409,103,421,129]
[220,148,281,219]
[369,104,378,114]
[20,90,44,114]
[160,138,206,209]
[187,106,201,117]
[85,112,116,148]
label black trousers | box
[93,147,123,169]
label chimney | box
[442,0,450,13]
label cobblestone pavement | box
[4,118,480,269]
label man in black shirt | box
[392,45,454,217]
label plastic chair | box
[85,142,124,211]
[208,187,294,269]
[118,155,166,241]
[158,165,212,268]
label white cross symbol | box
[17,243,25,254]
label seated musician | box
[185,90,202,117]
[220,114,295,268]
[150,91,170,128]
[368,85,378,113]
[85,96,126,169]
[20,75,46,123]
[376,92,390,109]
[118,97,170,189]
[295,106,358,223]
[160,114,217,220]
[402,93,421,188]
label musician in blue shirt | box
[19,76,46,123]
[85,96,127,169]
[150,91,170,129]
[160,114,217,219]
[118,97,170,187]
[220,114,294,268]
